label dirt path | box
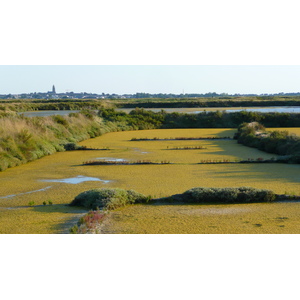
[60,211,87,234]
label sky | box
[1,65,300,95]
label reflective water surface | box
[19,106,300,117]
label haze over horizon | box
[1,65,300,95]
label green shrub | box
[63,142,78,150]
[69,224,78,234]
[179,187,275,204]
[127,189,151,203]
[235,122,300,159]
[52,115,69,126]
[63,142,87,151]
[80,109,96,120]
[70,188,150,210]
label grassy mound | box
[0,111,106,171]
[70,188,150,210]
[170,187,276,204]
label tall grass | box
[0,111,117,171]
[0,100,114,112]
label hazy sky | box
[1,65,300,95]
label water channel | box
[18,106,300,117]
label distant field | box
[1,128,300,233]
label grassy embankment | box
[235,122,300,162]
[0,107,172,172]
[0,110,118,172]
[0,99,112,112]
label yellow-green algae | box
[100,202,300,234]
[1,128,300,234]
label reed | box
[83,160,171,165]
[131,136,231,141]
[167,146,207,150]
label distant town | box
[1,85,300,99]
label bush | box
[52,115,69,126]
[70,188,150,210]
[69,210,107,234]
[69,224,78,234]
[63,142,86,151]
[178,187,275,204]
[235,122,300,159]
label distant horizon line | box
[2,85,300,96]
[2,91,300,97]
[2,88,300,97]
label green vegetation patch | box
[235,122,300,162]
[98,107,300,130]
[0,110,113,172]
[172,187,276,204]
[70,188,150,210]
[70,210,107,234]
[69,186,277,234]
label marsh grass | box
[0,111,114,171]
[99,202,300,234]
[0,205,87,234]
[131,136,231,141]
[166,146,207,150]
[1,128,300,233]
[83,160,171,165]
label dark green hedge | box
[98,107,300,130]
[168,187,276,204]
[70,188,150,210]
[234,122,300,157]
